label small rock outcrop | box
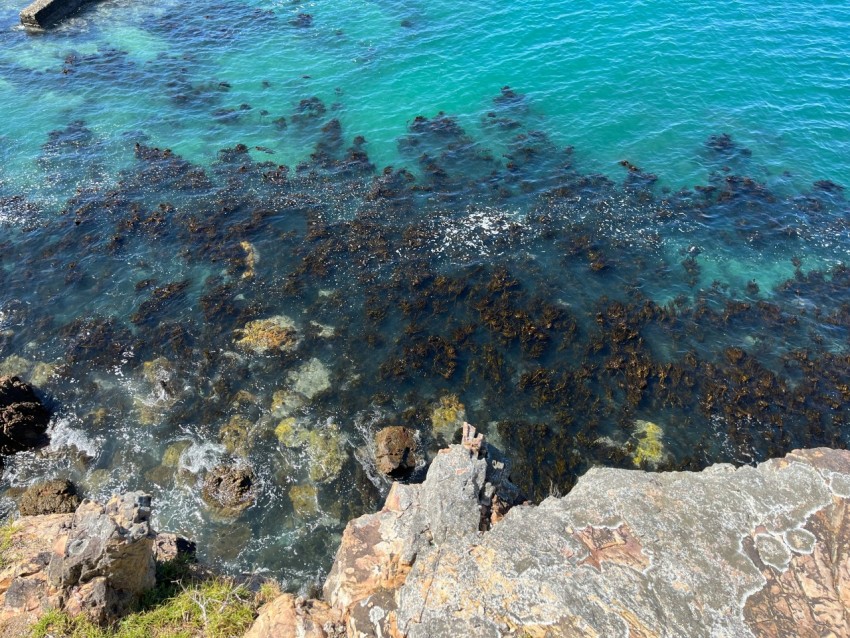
[0,376,50,455]
[0,492,157,630]
[18,479,80,516]
[201,464,256,516]
[374,426,417,477]
[20,0,94,28]
[47,492,156,623]
[153,532,197,564]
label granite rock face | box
[245,594,344,638]
[291,440,850,637]
[394,447,850,638]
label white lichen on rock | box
[286,358,331,400]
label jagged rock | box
[392,447,850,638]
[323,424,521,632]
[18,479,81,516]
[245,593,344,638]
[0,376,50,455]
[46,492,156,624]
[201,465,256,516]
[0,493,156,628]
[374,427,417,477]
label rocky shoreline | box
[2,376,850,636]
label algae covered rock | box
[134,357,180,426]
[430,394,466,441]
[630,419,669,468]
[374,426,418,478]
[270,389,306,417]
[18,479,81,516]
[201,464,256,516]
[0,356,57,386]
[288,483,318,517]
[0,375,51,455]
[234,315,298,354]
[219,414,255,457]
[275,418,346,483]
[161,439,192,467]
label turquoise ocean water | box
[0,0,849,586]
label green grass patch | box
[30,570,260,638]
[0,519,19,569]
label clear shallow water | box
[0,0,849,588]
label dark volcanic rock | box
[18,479,81,516]
[0,376,50,455]
[374,426,418,477]
[201,464,256,516]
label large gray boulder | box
[307,428,850,637]
[395,448,850,638]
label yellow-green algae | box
[275,418,346,483]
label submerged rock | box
[0,356,57,387]
[276,418,347,483]
[234,316,298,354]
[0,375,50,455]
[18,479,81,516]
[161,439,192,467]
[288,483,318,517]
[270,389,306,417]
[286,357,331,400]
[429,394,465,441]
[630,418,668,468]
[374,426,418,478]
[201,464,256,516]
[219,414,255,457]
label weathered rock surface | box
[201,464,256,516]
[0,492,157,632]
[0,376,50,455]
[257,434,850,638]
[47,492,156,623]
[374,426,417,477]
[393,447,850,638]
[245,594,344,638]
[18,479,80,516]
[323,424,521,636]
